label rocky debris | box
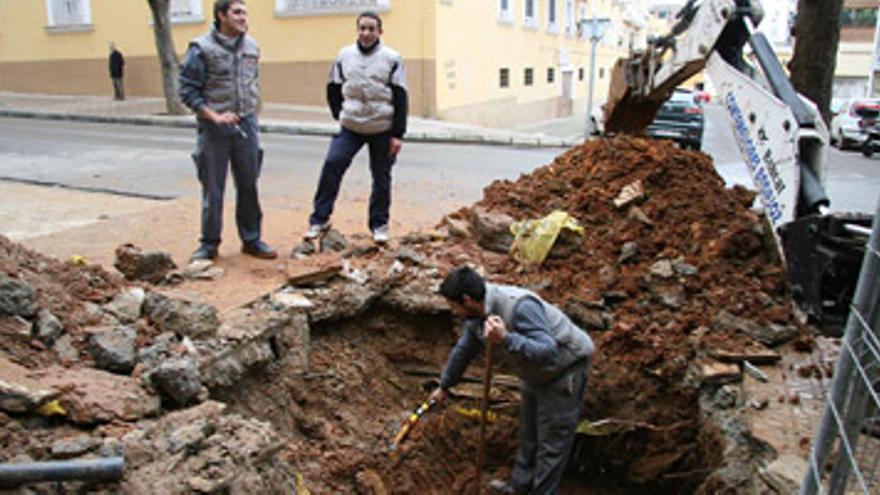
[51,434,102,459]
[0,273,38,317]
[200,307,308,388]
[136,332,177,371]
[53,333,80,363]
[618,241,638,264]
[181,259,225,281]
[304,280,383,324]
[395,246,426,266]
[321,228,350,252]
[89,325,137,374]
[143,292,219,339]
[149,356,203,408]
[34,366,161,424]
[0,356,58,413]
[103,287,145,323]
[286,254,343,287]
[471,206,515,253]
[697,360,741,387]
[113,243,177,284]
[713,310,799,347]
[563,299,610,331]
[613,179,645,209]
[119,401,292,493]
[35,308,64,345]
[270,290,314,310]
[758,454,807,493]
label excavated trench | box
[213,305,727,494]
[0,136,800,493]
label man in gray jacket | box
[429,266,595,495]
[179,0,276,261]
[303,11,408,245]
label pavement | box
[0,91,586,148]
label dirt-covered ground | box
[0,136,817,494]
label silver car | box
[830,98,880,150]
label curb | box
[0,109,576,149]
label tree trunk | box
[147,0,188,115]
[789,0,844,125]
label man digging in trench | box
[429,266,595,495]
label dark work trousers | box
[111,78,124,100]
[309,127,395,231]
[511,358,590,495]
[191,114,263,249]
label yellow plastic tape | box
[37,400,66,417]
[510,210,584,265]
[453,406,497,423]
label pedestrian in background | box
[428,266,594,495]
[303,11,408,245]
[108,42,125,101]
[178,0,277,261]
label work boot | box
[241,240,278,259]
[303,222,330,240]
[191,244,218,261]
[372,225,390,244]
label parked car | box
[646,88,704,150]
[830,98,880,150]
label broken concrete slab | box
[0,356,59,413]
[0,274,38,318]
[471,207,515,254]
[709,347,781,364]
[103,287,145,324]
[201,307,307,388]
[144,292,219,339]
[113,243,177,284]
[89,325,137,374]
[713,310,798,347]
[119,401,291,493]
[382,273,447,315]
[35,309,64,345]
[51,434,101,459]
[758,454,807,494]
[697,360,741,387]
[285,254,343,287]
[150,356,203,409]
[34,366,161,424]
[305,281,382,324]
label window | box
[276,0,390,17]
[500,68,510,88]
[499,0,514,23]
[525,68,534,86]
[46,0,91,30]
[565,0,575,35]
[599,68,605,79]
[547,0,559,33]
[578,68,584,81]
[170,0,204,23]
[524,0,537,28]
[547,67,555,83]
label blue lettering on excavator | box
[725,92,783,225]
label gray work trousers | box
[511,359,589,495]
[191,114,263,248]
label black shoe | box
[191,244,218,261]
[242,240,278,259]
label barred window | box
[525,68,534,86]
[500,68,510,88]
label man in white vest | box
[429,266,595,495]
[303,11,408,245]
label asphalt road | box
[0,117,564,205]
[702,103,880,215]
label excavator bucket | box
[603,57,667,135]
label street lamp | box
[580,14,611,137]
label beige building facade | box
[0,0,640,127]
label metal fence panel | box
[801,198,880,495]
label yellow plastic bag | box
[510,210,584,265]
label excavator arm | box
[603,0,872,330]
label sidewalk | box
[0,92,584,148]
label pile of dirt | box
[405,136,809,490]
